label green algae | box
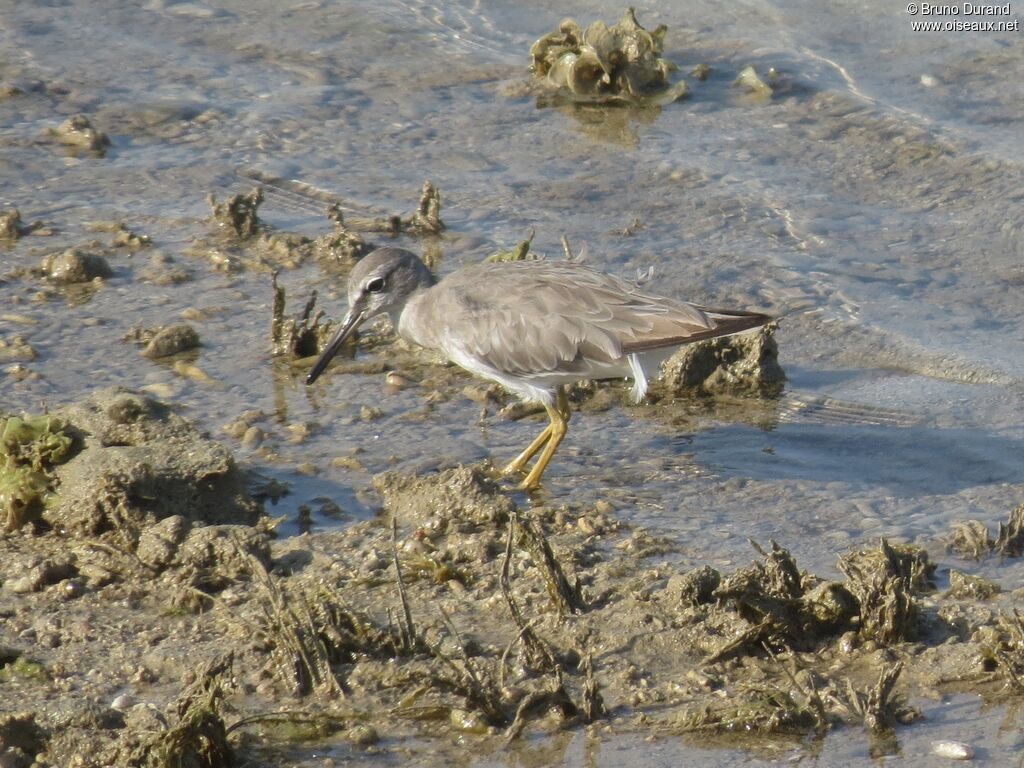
[2,415,72,470]
[127,655,234,768]
[0,414,74,530]
[482,231,539,263]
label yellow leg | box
[501,422,553,475]
[515,388,572,491]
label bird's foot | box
[516,478,541,493]
[493,463,544,494]
[500,460,526,477]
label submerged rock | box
[0,336,36,364]
[109,223,151,250]
[137,252,192,285]
[661,322,785,396]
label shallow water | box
[2,0,1023,762]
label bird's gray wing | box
[433,262,764,376]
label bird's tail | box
[621,308,773,353]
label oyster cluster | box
[530,8,687,105]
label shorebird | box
[306,247,771,490]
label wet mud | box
[1,388,1022,766]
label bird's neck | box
[394,283,436,349]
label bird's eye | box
[365,277,386,293]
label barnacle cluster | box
[530,8,688,106]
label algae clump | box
[0,414,73,530]
[530,8,688,106]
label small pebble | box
[61,579,85,599]
[932,741,975,760]
[172,360,215,383]
[360,405,385,421]
[110,693,137,711]
[240,426,264,449]
[331,456,364,471]
[346,724,379,746]
[384,371,409,391]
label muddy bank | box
[1,392,1022,766]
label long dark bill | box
[305,309,364,385]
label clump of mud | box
[131,324,201,359]
[197,181,444,272]
[48,388,260,535]
[311,204,374,263]
[530,8,688,106]
[123,655,234,768]
[1,389,267,617]
[838,539,934,644]
[0,711,47,767]
[661,322,786,396]
[734,65,775,99]
[372,465,515,531]
[40,248,112,284]
[402,180,445,235]
[977,610,1024,692]
[945,504,1024,559]
[208,187,264,240]
[47,114,111,155]
[312,180,445,263]
[270,274,341,359]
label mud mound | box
[662,322,785,396]
[50,388,260,535]
[372,465,515,532]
